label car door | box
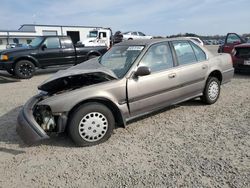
[37,37,62,67]
[131,32,139,40]
[59,37,76,65]
[170,40,208,99]
[127,42,181,117]
[223,33,244,53]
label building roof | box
[0,30,36,33]
[19,24,103,30]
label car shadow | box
[127,98,203,124]
[0,72,20,84]
[234,72,250,78]
[0,66,71,81]
[34,66,71,76]
[0,99,205,148]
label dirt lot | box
[0,46,249,187]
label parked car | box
[218,33,246,53]
[231,43,250,72]
[0,36,108,78]
[122,31,152,40]
[17,38,234,146]
[186,37,204,46]
[112,31,123,44]
[6,43,26,49]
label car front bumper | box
[17,94,49,144]
[0,61,13,70]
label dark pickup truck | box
[0,36,108,78]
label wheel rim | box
[208,81,219,100]
[19,63,33,77]
[78,112,108,142]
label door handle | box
[168,73,176,78]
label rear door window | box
[190,42,207,61]
[172,41,197,65]
[138,32,145,36]
[60,38,73,48]
[44,37,61,49]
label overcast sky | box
[0,0,249,36]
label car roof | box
[115,38,190,47]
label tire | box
[68,103,115,147]
[201,77,221,104]
[128,38,133,40]
[88,54,99,60]
[14,60,35,79]
[6,68,15,75]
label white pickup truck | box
[81,28,112,48]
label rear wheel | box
[201,77,220,104]
[68,103,115,147]
[14,60,35,79]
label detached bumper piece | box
[17,94,49,144]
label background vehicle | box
[0,36,107,79]
[122,31,152,40]
[112,31,123,44]
[186,37,204,46]
[17,38,234,147]
[81,28,112,48]
[218,33,247,53]
[232,43,250,72]
[6,43,26,49]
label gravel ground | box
[0,46,249,187]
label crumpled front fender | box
[16,94,49,144]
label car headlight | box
[231,48,236,56]
[0,54,8,61]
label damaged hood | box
[38,58,118,93]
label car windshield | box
[99,45,144,78]
[88,31,98,38]
[29,37,43,47]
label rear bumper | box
[16,94,49,144]
[222,68,234,84]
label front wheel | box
[88,54,99,60]
[6,68,15,75]
[14,60,35,79]
[201,77,220,104]
[68,103,115,147]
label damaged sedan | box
[17,39,234,146]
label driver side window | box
[226,34,241,44]
[139,42,174,73]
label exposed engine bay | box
[38,72,115,95]
[33,105,56,132]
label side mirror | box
[41,44,47,50]
[134,66,151,77]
